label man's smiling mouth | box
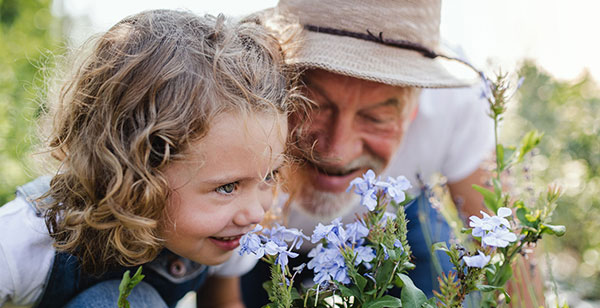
[310,161,360,177]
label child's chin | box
[195,250,234,266]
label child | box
[0,9,298,308]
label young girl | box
[0,9,298,308]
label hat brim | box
[286,30,478,88]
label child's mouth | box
[209,235,242,251]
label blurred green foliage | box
[503,61,600,300]
[0,0,64,204]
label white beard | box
[292,188,362,222]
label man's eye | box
[361,114,385,124]
[216,182,237,194]
[264,169,280,184]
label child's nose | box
[234,193,267,226]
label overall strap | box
[35,251,209,308]
[15,175,52,216]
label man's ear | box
[410,104,419,121]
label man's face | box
[294,69,417,216]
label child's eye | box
[216,182,238,194]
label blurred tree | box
[503,61,600,300]
[0,0,64,204]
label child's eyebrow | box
[204,161,285,185]
[204,175,253,185]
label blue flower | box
[469,207,516,248]
[378,176,411,203]
[311,218,348,247]
[239,224,304,271]
[469,211,495,237]
[276,249,299,272]
[347,170,379,211]
[263,224,309,249]
[394,239,404,253]
[311,222,335,243]
[263,240,284,255]
[307,244,350,286]
[345,220,369,244]
[482,227,517,248]
[360,189,378,211]
[354,246,376,265]
[347,169,377,194]
[463,250,490,268]
[239,225,265,257]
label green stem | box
[491,241,525,287]
[493,113,502,182]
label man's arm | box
[447,166,490,220]
[196,276,244,308]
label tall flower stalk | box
[433,72,566,307]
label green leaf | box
[337,283,361,300]
[495,265,513,286]
[355,271,368,291]
[117,266,145,308]
[503,289,512,304]
[472,184,500,214]
[516,130,543,162]
[363,295,402,308]
[375,258,396,288]
[516,206,537,228]
[541,224,566,236]
[398,274,428,308]
[476,284,504,292]
[130,266,145,284]
[118,270,131,295]
[421,298,437,308]
[431,241,449,253]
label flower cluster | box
[347,169,412,211]
[469,207,518,248]
[307,218,375,285]
[239,224,308,271]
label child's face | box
[161,111,287,265]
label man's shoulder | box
[419,85,484,117]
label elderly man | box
[241,0,493,306]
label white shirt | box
[0,193,257,307]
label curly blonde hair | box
[41,9,300,273]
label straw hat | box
[265,0,477,88]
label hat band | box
[304,24,438,59]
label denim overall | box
[17,177,209,308]
[241,191,455,307]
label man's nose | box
[316,113,362,163]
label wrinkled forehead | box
[302,69,416,109]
